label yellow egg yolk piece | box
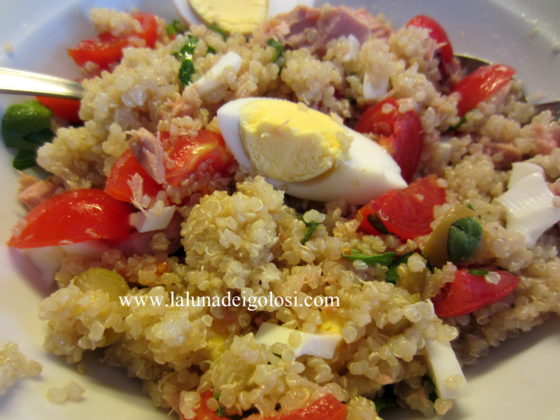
[188,0,268,34]
[239,100,350,183]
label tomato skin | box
[357,175,446,240]
[432,269,520,317]
[132,13,159,48]
[8,189,132,249]
[193,391,228,420]
[356,98,424,182]
[68,33,129,70]
[104,149,163,202]
[36,96,81,124]
[165,130,234,187]
[452,64,516,117]
[261,394,347,420]
[406,15,454,64]
[68,13,159,70]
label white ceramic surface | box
[0,1,559,419]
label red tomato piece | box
[104,149,163,202]
[356,98,424,182]
[8,189,132,249]
[452,64,516,117]
[432,269,521,317]
[357,175,446,240]
[132,13,159,48]
[261,394,347,420]
[68,33,129,70]
[406,15,454,65]
[68,13,159,70]
[165,130,234,187]
[193,391,228,420]
[36,96,81,124]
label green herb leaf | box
[267,38,285,63]
[301,221,319,245]
[385,252,413,284]
[371,385,398,412]
[209,23,228,40]
[166,19,187,36]
[468,268,490,276]
[342,250,396,266]
[2,100,52,147]
[447,217,483,264]
[206,46,217,54]
[12,147,37,170]
[448,115,467,132]
[178,60,196,85]
[216,405,226,417]
[367,214,390,234]
[173,35,199,60]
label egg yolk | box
[239,100,351,183]
[188,0,268,34]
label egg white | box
[173,0,316,28]
[217,97,407,204]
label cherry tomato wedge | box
[132,13,159,48]
[261,394,347,420]
[406,15,454,65]
[355,98,424,182]
[68,13,159,70]
[193,391,228,420]
[68,33,129,70]
[432,269,520,317]
[105,149,163,202]
[36,96,81,124]
[452,64,516,117]
[357,175,446,240]
[164,130,234,187]
[8,189,132,249]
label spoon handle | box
[534,101,560,120]
[0,67,83,99]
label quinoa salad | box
[2,2,560,419]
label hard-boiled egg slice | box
[217,97,406,204]
[496,163,560,247]
[24,241,108,286]
[173,0,316,34]
[255,322,341,359]
[129,205,176,233]
[191,51,242,98]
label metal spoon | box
[0,67,83,99]
[456,55,560,118]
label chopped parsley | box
[173,34,199,60]
[367,214,390,234]
[448,115,467,132]
[173,35,199,86]
[166,19,187,36]
[342,250,396,266]
[301,221,320,244]
[209,23,228,40]
[468,268,490,276]
[385,252,413,284]
[178,60,196,85]
[267,38,285,63]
